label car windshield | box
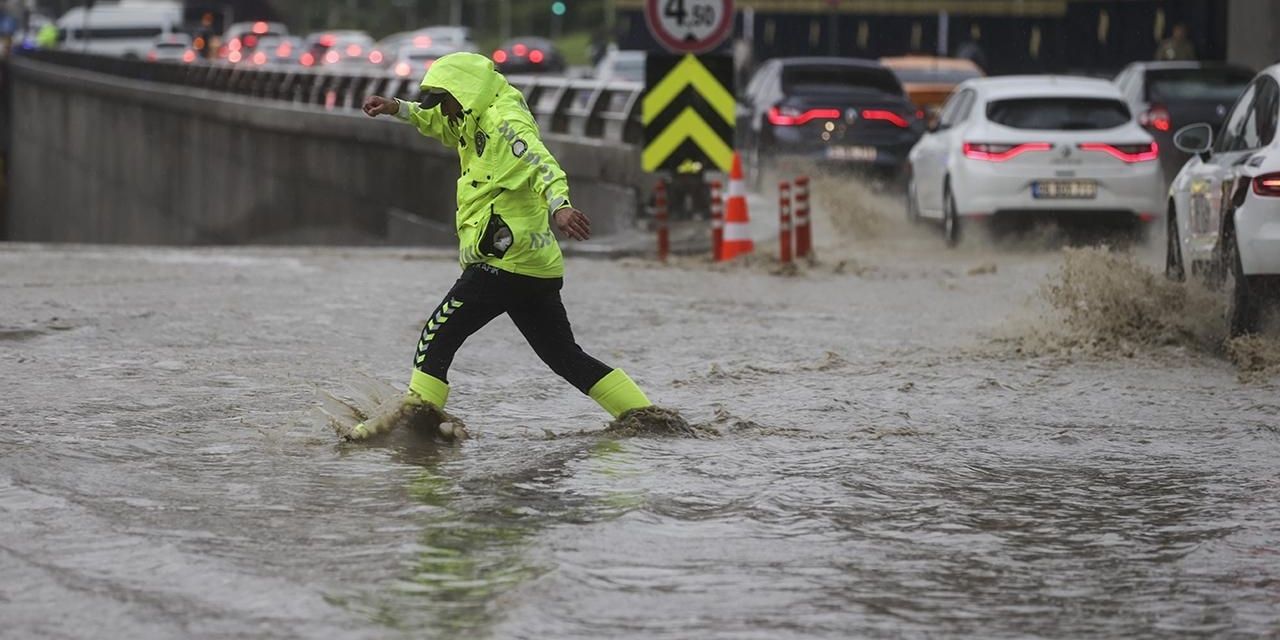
[986,97,1131,130]
[606,55,645,81]
[891,68,983,84]
[782,65,902,96]
[1145,68,1254,102]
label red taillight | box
[513,43,528,57]
[182,50,196,63]
[395,62,411,77]
[277,43,292,57]
[963,142,1053,162]
[252,51,267,65]
[300,52,314,66]
[324,50,340,64]
[916,109,925,120]
[1079,142,1159,163]
[768,106,841,126]
[146,51,157,61]
[252,21,268,34]
[861,109,908,128]
[228,50,242,63]
[529,49,544,64]
[368,50,383,64]
[493,49,508,63]
[1139,105,1171,132]
[413,35,432,47]
[228,38,242,52]
[243,34,257,48]
[1253,172,1280,197]
[346,44,362,57]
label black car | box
[1114,61,1254,181]
[738,57,925,185]
[492,37,565,75]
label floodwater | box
[3,181,1280,638]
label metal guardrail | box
[20,50,645,145]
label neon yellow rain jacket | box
[395,52,570,278]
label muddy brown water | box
[3,186,1280,638]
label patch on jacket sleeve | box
[474,130,488,157]
[511,139,527,158]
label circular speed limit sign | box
[645,0,735,54]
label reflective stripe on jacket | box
[395,52,570,278]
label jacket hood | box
[419,52,506,115]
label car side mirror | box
[1173,122,1213,160]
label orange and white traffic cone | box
[721,152,754,261]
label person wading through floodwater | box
[352,52,653,439]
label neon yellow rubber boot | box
[588,369,652,418]
[347,370,450,440]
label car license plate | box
[1032,180,1097,199]
[826,145,877,162]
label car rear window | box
[782,65,903,96]
[1145,68,1253,102]
[986,97,1131,130]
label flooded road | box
[3,190,1280,637]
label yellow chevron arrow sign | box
[643,54,736,173]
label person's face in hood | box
[422,90,464,126]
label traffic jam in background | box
[42,0,1280,338]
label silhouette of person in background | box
[955,24,987,73]
[1155,23,1196,61]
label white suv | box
[1167,64,1280,336]
[908,76,1164,246]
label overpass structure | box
[2,52,648,245]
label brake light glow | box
[346,44,362,57]
[319,34,335,46]
[861,109,908,128]
[300,52,314,66]
[1139,105,1171,132]
[324,50,340,64]
[228,38,242,52]
[1253,172,1280,197]
[368,50,383,64]
[963,142,1053,161]
[228,50,242,63]
[182,50,196,63]
[252,51,267,65]
[277,43,292,57]
[414,35,432,47]
[1078,142,1159,163]
[243,34,257,48]
[493,49,508,63]
[252,21,269,34]
[513,43,528,57]
[768,106,841,126]
[529,49,544,64]
[146,51,157,61]
[395,62,411,77]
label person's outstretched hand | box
[363,95,399,118]
[553,207,591,241]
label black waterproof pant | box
[414,263,613,394]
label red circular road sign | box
[645,0,735,54]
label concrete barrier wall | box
[5,57,643,245]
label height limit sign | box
[645,0,734,54]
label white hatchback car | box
[1167,64,1280,335]
[908,76,1165,245]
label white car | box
[56,1,183,58]
[908,75,1165,245]
[1167,64,1280,335]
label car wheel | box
[906,173,921,224]
[1222,224,1259,337]
[943,185,961,248]
[1165,209,1185,282]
